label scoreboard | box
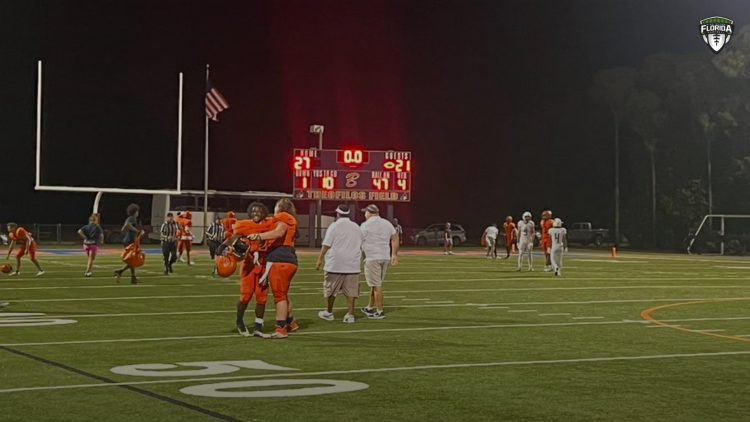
[292,148,412,202]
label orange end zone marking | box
[641,298,750,345]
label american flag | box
[205,81,229,121]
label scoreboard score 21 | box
[292,148,412,202]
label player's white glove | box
[535,232,541,240]
[253,251,260,266]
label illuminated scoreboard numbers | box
[291,148,412,202]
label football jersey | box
[540,219,554,241]
[517,220,535,243]
[549,227,567,247]
[485,226,499,239]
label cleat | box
[0,302,9,310]
[130,277,138,285]
[318,310,335,321]
[36,271,45,277]
[114,270,123,280]
[516,267,522,272]
[342,313,355,324]
[288,319,300,332]
[268,327,288,339]
[179,256,186,263]
[252,330,270,338]
[368,311,386,320]
[84,272,93,277]
[164,268,169,275]
[9,272,19,277]
[237,324,251,337]
[361,307,376,316]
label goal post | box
[687,214,750,255]
[33,60,185,199]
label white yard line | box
[507,310,537,313]
[10,297,750,318]
[2,350,750,394]
[477,306,509,310]
[572,316,605,320]
[5,317,750,347]
[690,329,726,333]
[8,287,750,303]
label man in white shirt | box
[516,211,535,272]
[483,223,499,259]
[360,204,399,320]
[316,204,362,323]
[548,218,568,277]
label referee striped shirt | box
[206,222,225,241]
[160,221,179,241]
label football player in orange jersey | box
[222,202,276,337]
[177,211,195,265]
[246,198,300,339]
[5,223,44,276]
[539,210,554,272]
[223,211,237,240]
[502,216,516,259]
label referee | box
[160,213,179,275]
[206,215,225,275]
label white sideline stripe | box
[6,317,750,347]
[539,313,571,316]
[2,350,750,394]
[401,298,430,301]
[478,306,509,310]
[426,301,454,304]
[572,316,605,320]
[507,310,537,313]
[12,297,750,319]
[9,286,750,303]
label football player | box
[502,216,516,259]
[177,211,194,265]
[482,223,499,259]
[548,218,568,276]
[5,223,44,276]
[516,212,535,272]
[539,210,554,272]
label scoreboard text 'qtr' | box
[292,148,412,202]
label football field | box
[1,247,750,421]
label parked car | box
[567,222,609,246]
[412,223,467,246]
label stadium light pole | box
[613,109,620,248]
[310,124,325,247]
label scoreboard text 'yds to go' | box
[292,148,412,202]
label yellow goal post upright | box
[687,214,750,255]
[33,60,185,214]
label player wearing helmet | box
[502,216,516,259]
[540,210,554,272]
[548,218,568,276]
[516,212,535,271]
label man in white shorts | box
[548,218,568,277]
[483,223,499,259]
[360,204,399,320]
[516,211,535,271]
[316,204,362,323]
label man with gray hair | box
[316,204,362,323]
[360,204,399,320]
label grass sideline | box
[1,247,750,421]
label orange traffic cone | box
[611,246,617,258]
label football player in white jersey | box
[548,218,568,277]
[483,223,499,259]
[516,212,535,271]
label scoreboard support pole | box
[308,202,316,248]
[386,204,394,222]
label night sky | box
[3,0,749,236]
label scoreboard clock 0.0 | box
[292,148,412,202]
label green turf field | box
[1,248,750,421]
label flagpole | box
[203,64,210,245]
